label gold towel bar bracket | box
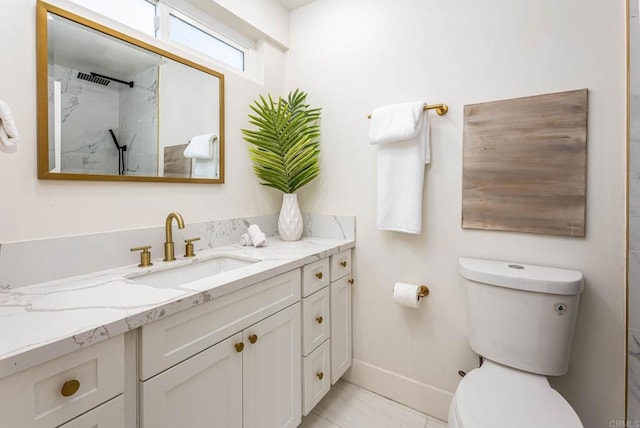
[367,103,448,119]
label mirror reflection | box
[38,4,225,183]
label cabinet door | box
[140,333,243,428]
[58,395,124,427]
[243,303,301,428]
[331,276,352,385]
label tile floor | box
[299,380,447,428]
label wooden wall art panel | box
[462,89,588,236]
[163,144,192,178]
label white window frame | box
[155,2,255,75]
[67,0,259,78]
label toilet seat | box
[449,360,582,428]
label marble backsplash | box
[0,214,355,289]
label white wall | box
[286,0,626,425]
[0,0,286,242]
[628,0,640,422]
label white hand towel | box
[184,134,216,159]
[369,101,425,146]
[370,102,430,234]
[247,224,267,247]
[0,99,20,153]
[240,233,252,246]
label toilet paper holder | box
[418,285,430,300]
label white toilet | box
[448,257,584,428]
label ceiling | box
[277,0,317,11]
[49,13,166,80]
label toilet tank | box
[459,258,584,376]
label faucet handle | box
[131,245,153,267]
[184,237,201,258]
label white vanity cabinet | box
[139,270,302,428]
[329,250,353,384]
[1,244,354,428]
[0,335,124,428]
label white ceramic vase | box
[278,193,303,241]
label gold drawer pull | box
[348,278,354,285]
[315,272,323,279]
[316,316,323,324]
[316,372,324,380]
[235,342,244,352]
[61,379,80,397]
[340,261,347,268]
[249,334,258,344]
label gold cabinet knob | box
[248,334,258,344]
[316,316,323,324]
[184,237,200,258]
[130,245,153,267]
[235,342,244,352]
[315,272,323,279]
[60,379,80,397]
[348,278,354,285]
[316,372,324,380]
[340,261,347,268]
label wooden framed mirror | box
[36,1,225,183]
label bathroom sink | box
[127,255,258,288]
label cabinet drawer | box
[58,394,125,428]
[302,287,331,356]
[302,258,329,297]
[302,339,330,416]
[140,269,301,380]
[0,335,124,428]
[330,250,351,281]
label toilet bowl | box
[448,360,581,428]
[450,258,584,428]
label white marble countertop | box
[0,236,354,379]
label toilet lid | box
[454,363,582,428]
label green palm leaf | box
[241,89,322,194]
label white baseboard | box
[342,358,453,422]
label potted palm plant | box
[242,89,321,241]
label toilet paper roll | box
[393,282,422,308]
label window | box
[69,0,252,75]
[166,12,246,72]
[69,0,156,37]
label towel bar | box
[367,103,448,118]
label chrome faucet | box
[164,212,185,261]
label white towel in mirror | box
[184,133,216,159]
[184,134,219,178]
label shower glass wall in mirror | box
[37,2,225,183]
[629,0,640,423]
